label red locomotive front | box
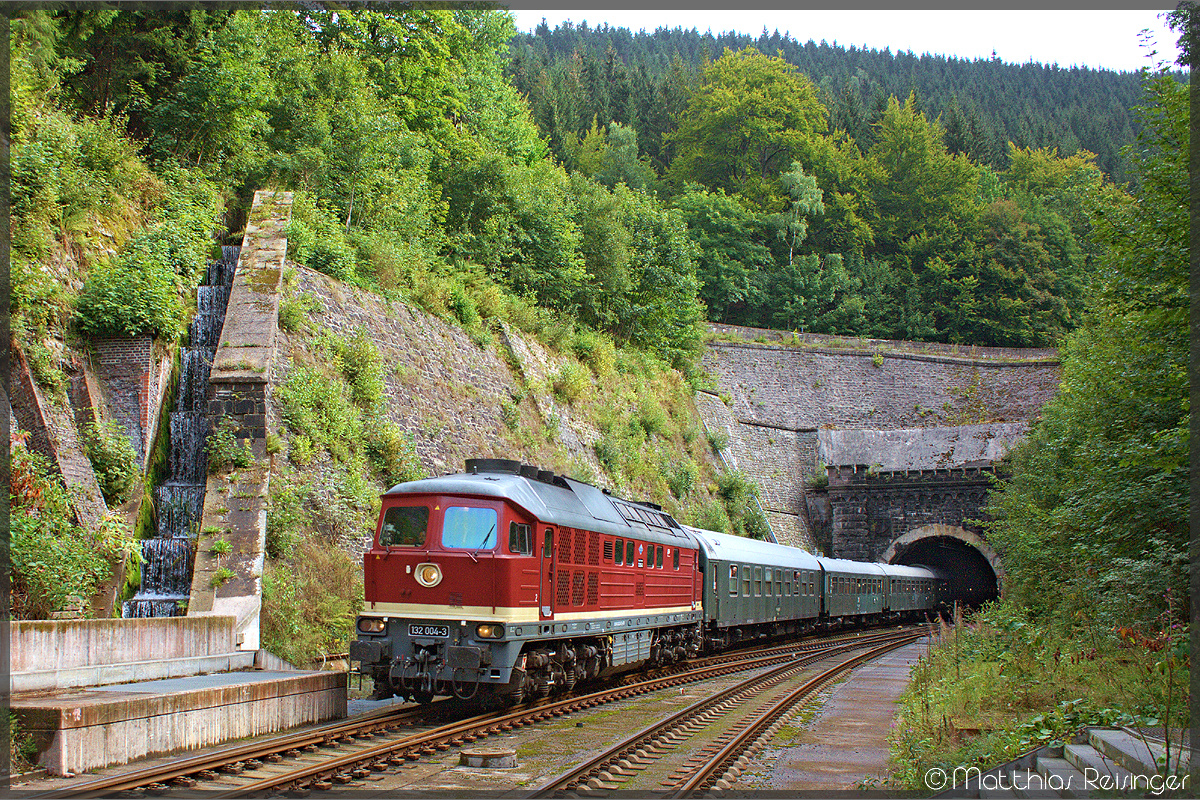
[350,460,704,704]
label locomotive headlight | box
[414,563,442,587]
[475,623,504,639]
[357,617,386,634]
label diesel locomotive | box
[350,459,943,705]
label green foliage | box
[261,537,364,666]
[667,47,827,208]
[277,364,364,463]
[329,327,385,409]
[207,417,255,474]
[551,362,589,404]
[889,603,1189,790]
[73,181,222,339]
[9,712,38,775]
[666,459,698,500]
[984,73,1189,629]
[9,443,135,618]
[79,418,141,505]
[210,538,232,556]
[715,470,768,539]
[364,421,428,487]
[209,567,235,588]
[278,292,323,333]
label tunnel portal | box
[890,535,999,608]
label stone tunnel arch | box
[881,524,1003,607]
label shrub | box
[79,418,141,505]
[74,199,218,339]
[448,281,481,329]
[276,364,363,462]
[692,499,731,533]
[364,419,427,486]
[666,459,698,500]
[572,328,616,377]
[9,443,127,618]
[332,328,385,409]
[260,537,364,666]
[551,362,589,404]
[706,429,729,452]
[207,417,255,473]
[75,257,184,339]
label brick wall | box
[820,467,993,562]
[91,336,154,462]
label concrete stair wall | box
[959,727,1190,798]
[11,617,252,694]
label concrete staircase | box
[960,727,1189,798]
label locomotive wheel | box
[410,690,436,704]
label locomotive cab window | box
[543,529,553,558]
[508,522,532,555]
[379,505,429,547]
[442,507,497,550]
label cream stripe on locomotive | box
[364,601,698,624]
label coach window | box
[754,567,762,596]
[742,566,751,597]
[776,574,783,596]
[615,539,624,566]
[626,541,636,566]
[765,570,772,596]
[729,565,738,595]
[508,522,532,555]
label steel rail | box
[28,626,923,798]
[670,632,923,795]
[531,629,921,795]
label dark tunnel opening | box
[891,536,999,609]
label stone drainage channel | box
[22,627,923,798]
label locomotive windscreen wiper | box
[468,523,496,562]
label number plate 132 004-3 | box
[410,624,450,638]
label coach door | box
[539,526,557,620]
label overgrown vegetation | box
[890,604,1189,790]
[9,441,138,619]
[260,538,364,666]
[889,38,1191,784]
[79,417,141,505]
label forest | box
[9,4,1191,778]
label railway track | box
[532,629,923,794]
[29,626,926,798]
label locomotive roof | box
[685,527,822,570]
[384,468,693,546]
